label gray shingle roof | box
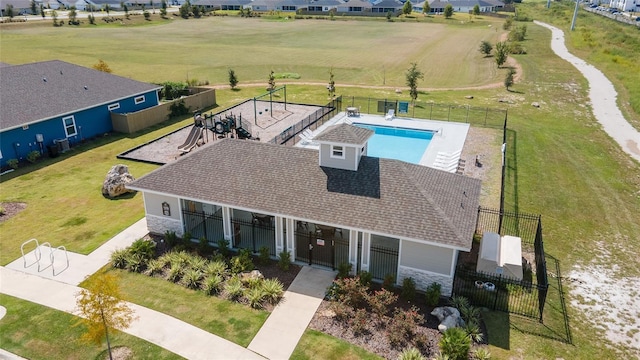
[0,60,161,131]
[313,123,374,145]
[128,138,481,249]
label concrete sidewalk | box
[248,266,336,359]
[0,266,264,360]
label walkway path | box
[1,218,336,359]
[535,21,640,163]
[248,266,336,359]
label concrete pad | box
[248,266,335,360]
[0,348,28,360]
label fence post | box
[308,231,313,265]
[430,103,433,120]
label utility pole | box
[570,0,579,31]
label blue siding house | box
[0,60,162,167]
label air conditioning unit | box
[55,138,70,153]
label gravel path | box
[535,21,640,163]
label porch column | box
[222,206,232,241]
[360,232,371,272]
[349,229,358,276]
[275,216,284,255]
[286,218,295,261]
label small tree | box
[402,0,412,15]
[444,4,453,18]
[93,59,113,73]
[179,1,190,18]
[386,10,392,21]
[75,273,136,360]
[40,4,45,17]
[504,68,515,91]
[479,40,492,57]
[5,4,14,18]
[228,69,239,89]
[51,9,58,25]
[472,4,480,16]
[143,9,150,19]
[68,6,77,24]
[123,4,129,18]
[494,41,509,68]
[405,62,424,104]
[267,70,276,91]
[327,67,335,98]
[30,0,37,15]
[104,4,110,15]
[422,2,430,15]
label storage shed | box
[476,232,523,280]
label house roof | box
[0,0,32,9]
[313,123,373,145]
[371,0,403,8]
[128,138,482,250]
[0,60,161,132]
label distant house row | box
[0,0,504,15]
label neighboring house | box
[336,0,372,13]
[609,0,638,11]
[0,0,33,15]
[127,123,482,295]
[370,0,403,13]
[0,60,161,167]
[413,0,503,13]
[192,0,251,10]
[306,0,341,12]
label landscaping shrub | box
[401,277,416,301]
[164,231,178,247]
[357,270,373,287]
[368,288,397,318]
[125,253,146,273]
[425,282,441,307]
[181,268,203,289]
[334,276,368,308]
[26,150,41,163]
[351,308,369,335]
[129,238,156,261]
[246,287,267,309]
[472,347,491,360]
[204,260,227,278]
[167,263,184,283]
[224,276,244,301]
[189,256,208,273]
[278,250,291,271]
[397,347,426,360]
[383,273,396,290]
[230,248,254,274]
[258,246,271,265]
[261,278,284,304]
[460,303,481,326]
[110,248,128,269]
[464,322,484,343]
[144,258,165,276]
[7,159,18,170]
[439,327,471,360]
[329,301,354,323]
[217,239,230,257]
[449,295,470,311]
[203,274,224,295]
[337,262,352,279]
[387,306,424,348]
[181,232,192,246]
[198,236,210,254]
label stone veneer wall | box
[147,214,183,237]
[398,266,454,296]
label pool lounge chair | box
[385,109,395,121]
[298,133,316,145]
[303,129,314,138]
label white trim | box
[330,144,345,159]
[275,215,284,254]
[222,206,232,241]
[450,249,458,277]
[62,115,77,137]
[108,103,120,111]
[134,95,146,105]
[286,218,295,261]
[397,239,403,280]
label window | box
[63,116,77,137]
[108,103,120,111]
[331,145,345,159]
[134,95,145,105]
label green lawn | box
[291,329,384,360]
[0,9,639,360]
[0,294,183,359]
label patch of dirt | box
[567,243,640,358]
[104,346,133,360]
[0,202,27,223]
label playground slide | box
[177,126,203,153]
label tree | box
[75,273,136,360]
[228,69,238,89]
[30,0,37,15]
[402,0,412,15]
[51,9,58,25]
[494,41,509,68]
[479,40,492,57]
[104,4,110,14]
[93,59,113,73]
[267,70,276,91]
[504,68,515,91]
[123,4,129,18]
[405,62,424,104]
[68,6,77,24]
[179,1,190,18]
[160,0,167,17]
[472,4,480,16]
[327,67,335,98]
[444,4,453,18]
[5,4,14,18]
[422,2,430,15]
[143,9,150,19]
[40,4,45,18]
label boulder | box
[102,164,136,198]
[465,95,474,99]
[395,89,402,94]
[431,306,465,333]
[531,102,540,108]
[240,270,264,282]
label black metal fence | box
[182,210,224,243]
[369,244,399,281]
[294,230,349,270]
[268,96,342,146]
[453,207,549,322]
[231,216,277,256]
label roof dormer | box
[313,123,374,171]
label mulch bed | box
[0,202,27,223]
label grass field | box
[1,8,640,360]
[0,15,506,87]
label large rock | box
[102,164,136,198]
[431,306,465,333]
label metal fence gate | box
[294,231,349,270]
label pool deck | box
[297,112,469,170]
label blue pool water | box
[354,123,434,164]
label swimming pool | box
[354,123,434,164]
